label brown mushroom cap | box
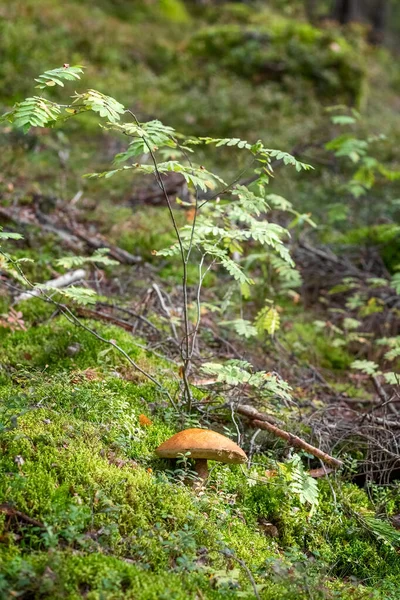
[155,428,247,464]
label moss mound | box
[187,21,365,102]
[0,318,399,598]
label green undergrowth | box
[0,318,399,598]
[0,309,176,382]
[282,319,354,371]
[0,0,388,202]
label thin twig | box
[219,550,260,600]
[0,503,45,529]
[235,404,278,425]
[152,283,179,341]
[236,404,342,468]
[248,428,261,466]
[250,418,343,468]
[125,109,193,410]
[97,301,160,333]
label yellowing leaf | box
[139,414,153,427]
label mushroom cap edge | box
[155,428,247,464]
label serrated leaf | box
[351,360,379,375]
[73,89,125,123]
[0,231,23,240]
[55,250,119,269]
[57,286,97,305]
[5,97,61,132]
[255,305,280,336]
[383,372,399,385]
[34,65,84,89]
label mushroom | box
[155,428,247,482]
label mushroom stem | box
[194,458,209,481]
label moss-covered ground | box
[0,316,399,599]
[2,1,400,597]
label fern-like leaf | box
[285,455,319,508]
[222,319,258,339]
[55,249,119,269]
[255,305,280,336]
[114,120,176,162]
[34,65,84,89]
[73,89,125,123]
[56,286,97,305]
[351,360,379,375]
[2,97,61,132]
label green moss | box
[337,224,400,273]
[0,338,399,597]
[0,315,171,376]
[110,207,178,259]
[328,381,373,402]
[0,549,235,599]
[187,21,365,102]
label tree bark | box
[332,0,388,44]
[305,0,317,23]
[333,0,362,24]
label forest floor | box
[1,1,400,599]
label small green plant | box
[323,108,400,228]
[0,64,312,412]
[201,359,292,403]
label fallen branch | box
[0,204,142,265]
[75,306,137,332]
[97,301,159,333]
[15,269,86,302]
[235,404,278,425]
[0,205,80,250]
[0,503,45,529]
[35,208,142,265]
[370,374,398,416]
[250,418,343,468]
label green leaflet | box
[55,249,119,269]
[283,455,319,509]
[255,305,280,336]
[34,65,84,89]
[72,89,125,123]
[2,97,61,132]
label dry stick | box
[77,307,180,365]
[248,428,261,466]
[249,418,343,468]
[0,503,45,529]
[235,404,279,426]
[189,256,216,358]
[0,205,79,249]
[75,306,140,333]
[0,205,140,266]
[77,306,176,352]
[96,301,160,334]
[370,374,398,417]
[34,207,142,265]
[152,283,179,341]
[362,415,400,428]
[219,550,260,600]
[16,268,86,302]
